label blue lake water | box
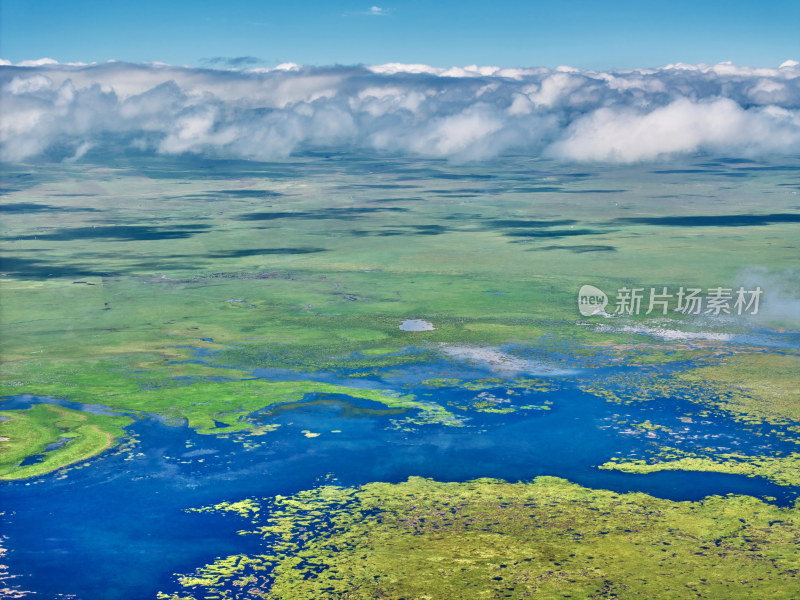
[2,354,799,599]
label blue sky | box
[1,0,798,69]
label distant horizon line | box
[3,57,799,74]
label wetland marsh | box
[1,153,799,598]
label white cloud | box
[1,59,799,163]
[343,6,390,17]
[16,58,60,67]
[548,97,800,161]
[736,267,800,327]
[592,323,735,342]
[439,344,574,376]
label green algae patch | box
[675,353,800,425]
[579,367,703,406]
[2,355,459,434]
[582,352,800,488]
[358,347,401,356]
[0,404,132,480]
[629,419,668,432]
[111,379,454,433]
[579,351,800,427]
[166,476,800,599]
[600,448,800,488]
[428,375,557,415]
[447,389,552,414]
[188,499,261,520]
[424,376,557,393]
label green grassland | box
[2,154,799,599]
[162,476,800,599]
[0,403,131,480]
[2,153,799,476]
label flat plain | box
[1,152,799,599]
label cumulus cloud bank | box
[1,59,799,163]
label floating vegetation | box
[675,354,800,425]
[580,351,800,428]
[164,476,800,599]
[423,376,557,392]
[600,447,800,488]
